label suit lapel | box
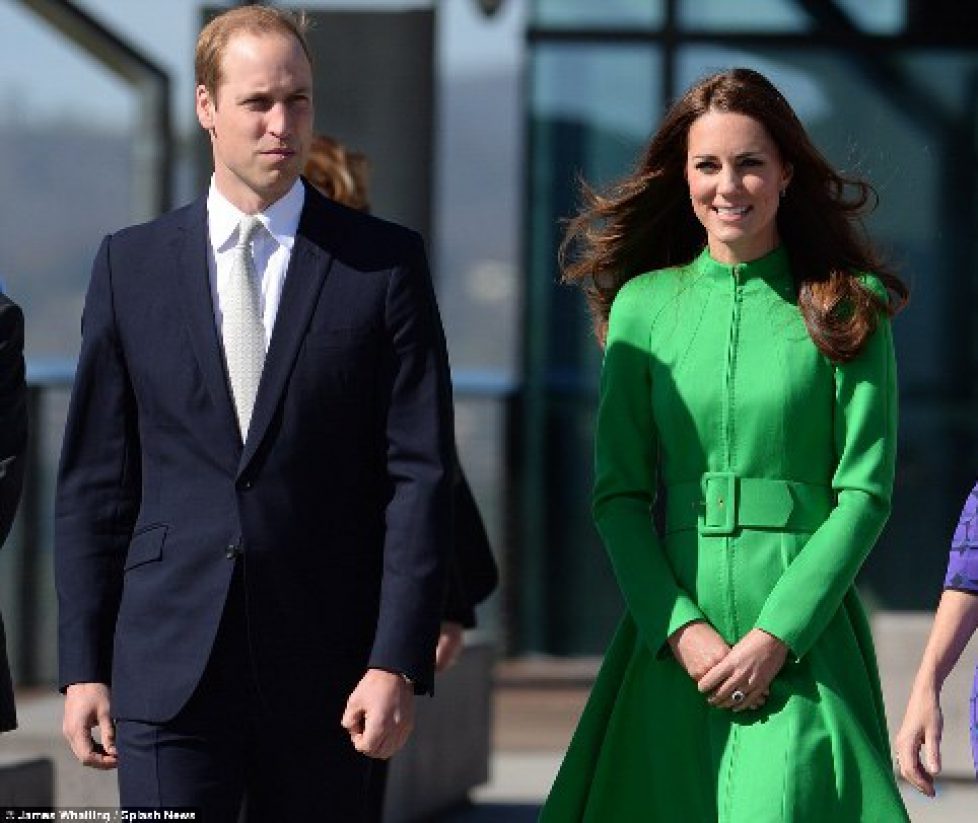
[238,201,334,475]
[173,198,241,454]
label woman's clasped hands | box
[668,621,789,712]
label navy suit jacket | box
[55,182,454,724]
[0,295,27,732]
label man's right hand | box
[63,682,118,770]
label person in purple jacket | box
[896,481,978,795]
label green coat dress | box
[540,247,908,822]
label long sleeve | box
[441,460,497,628]
[55,236,141,688]
[592,280,705,655]
[367,233,454,692]
[755,296,897,658]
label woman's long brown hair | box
[561,68,908,361]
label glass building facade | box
[3,0,978,677]
[519,0,978,653]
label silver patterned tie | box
[224,215,266,439]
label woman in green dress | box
[540,68,910,822]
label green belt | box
[665,472,834,537]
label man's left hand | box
[341,668,415,759]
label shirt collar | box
[206,176,306,253]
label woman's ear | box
[781,162,794,191]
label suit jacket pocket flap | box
[124,525,167,571]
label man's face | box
[196,30,313,212]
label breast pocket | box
[301,326,379,405]
[304,325,376,350]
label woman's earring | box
[780,186,787,199]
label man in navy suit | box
[55,7,453,819]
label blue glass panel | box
[534,44,658,186]
[534,0,663,29]
[525,44,660,652]
[835,0,906,34]
[678,0,905,33]
[678,0,811,31]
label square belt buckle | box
[698,471,737,536]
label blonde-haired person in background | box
[305,134,372,212]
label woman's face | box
[685,110,792,264]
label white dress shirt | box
[206,177,305,350]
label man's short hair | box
[195,5,312,101]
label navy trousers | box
[116,563,374,822]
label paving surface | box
[439,664,978,823]
[3,663,978,821]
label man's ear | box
[196,84,215,131]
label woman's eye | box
[695,161,718,172]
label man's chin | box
[254,171,301,201]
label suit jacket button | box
[242,480,253,490]
[226,544,238,559]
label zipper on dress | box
[722,264,744,640]
[723,264,744,470]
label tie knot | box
[236,215,262,248]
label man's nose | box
[268,102,291,137]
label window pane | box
[533,0,663,29]
[525,44,660,652]
[0,1,135,360]
[834,0,906,34]
[678,0,811,32]
[678,0,905,33]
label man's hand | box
[63,682,118,769]
[697,628,788,711]
[667,620,731,681]
[341,668,415,759]
[435,621,464,673]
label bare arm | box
[896,589,978,796]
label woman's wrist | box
[910,667,943,697]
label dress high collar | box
[692,245,792,288]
